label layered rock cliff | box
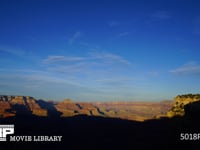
[0,95,47,117]
[55,99,102,117]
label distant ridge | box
[0,95,173,121]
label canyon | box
[0,95,173,121]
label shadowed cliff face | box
[0,95,200,150]
[0,95,173,121]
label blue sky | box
[0,0,200,101]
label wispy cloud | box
[0,71,93,100]
[43,55,86,64]
[43,52,131,76]
[44,52,130,65]
[0,51,132,100]
[47,62,89,74]
[0,49,139,101]
[68,31,81,44]
[89,52,130,65]
[0,45,26,57]
[170,62,200,75]
[95,78,133,86]
[0,68,83,87]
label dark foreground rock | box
[0,112,200,150]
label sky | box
[0,0,200,101]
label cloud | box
[44,52,130,65]
[0,67,137,101]
[0,69,82,87]
[68,31,81,44]
[89,52,130,65]
[47,62,89,74]
[95,78,133,86]
[43,55,86,64]
[0,72,94,101]
[170,62,200,75]
[42,52,131,78]
[0,45,26,57]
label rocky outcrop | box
[0,95,47,117]
[166,94,200,118]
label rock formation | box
[166,94,200,117]
[0,95,173,121]
[0,95,47,117]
